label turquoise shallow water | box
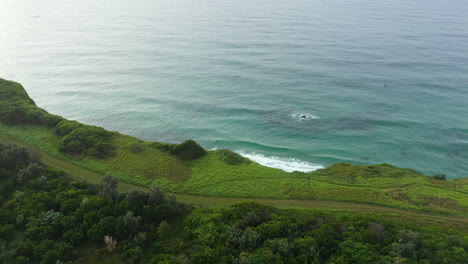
[1,0,467,177]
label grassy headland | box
[0,78,467,215]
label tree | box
[24,225,54,241]
[98,175,118,200]
[17,163,43,184]
[335,239,377,263]
[391,230,420,260]
[157,221,172,240]
[268,238,293,260]
[226,227,243,249]
[240,228,262,251]
[124,190,148,207]
[0,143,40,171]
[249,248,283,264]
[63,228,84,245]
[87,217,118,242]
[123,211,141,236]
[149,186,165,205]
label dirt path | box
[1,132,466,224]
[175,194,468,224]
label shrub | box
[0,79,63,126]
[217,150,250,165]
[152,140,207,160]
[171,140,207,160]
[0,103,62,126]
[433,173,447,181]
[58,126,116,158]
[55,120,81,136]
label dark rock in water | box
[300,115,306,118]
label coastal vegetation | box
[0,78,467,216]
[0,143,467,263]
[152,140,207,161]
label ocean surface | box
[1,0,467,178]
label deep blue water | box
[1,0,467,177]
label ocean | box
[1,0,467,178]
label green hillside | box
[1,78,467,215]
[1,144,466,263]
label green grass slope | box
[186,154,468,213]
[1,78,467,215]
[0,79,191,188]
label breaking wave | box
[236,151,324,172]
[290,113,320,120]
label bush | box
[0,79,64,126]
[55,120,81,136]
[217,150,250,165]
[0,103,62,126]
[152,140,207,160]
[58,126,116,158]
[433,173,447,181]
[171,140,207,160]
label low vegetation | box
[433,173,447,181]
[58,125,116,159]
[216,149,251,165]
[152,140,207,161]
[0,77,467,216]
[0,79,63,126]
[1,143,467,263]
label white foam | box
[290,113,320,120]
[236,151,324,172]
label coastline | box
[1,77,467,216]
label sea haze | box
[1,0,467,178]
